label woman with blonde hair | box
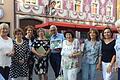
[114,19,120,80]
[0,23,14,80]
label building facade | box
[117,0,120,19]
[0,0,14,37]
[0,0,117,37]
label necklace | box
[16,39,23,45]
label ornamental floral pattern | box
[16,0,116,23]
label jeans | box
[118,68,120,80]
[82,62,97,80]
[50,53,61,78]
[0,66,10,80]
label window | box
[24,0,38,5]
[55,0,62,9]
[0,0,4,4]
[106,0,113,16]
[91,0,99,14]
[74,0,83,12]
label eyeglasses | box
[50,29,55,31]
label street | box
[32,60,118,80]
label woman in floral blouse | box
[82,28,101,80]
[61,30,81,80]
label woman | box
[82,28,101,80]
[61,30,80,80]
[32,28,50,80]
[9,28,30,80]
[114,19,120,80]
[24,25,35,80]
[0,23,14,80]
[98,27,116,80]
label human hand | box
[107,64,112,73]
[96,63,101,71]
[6,52,14,57]
[114,63,118,72]
[19,59,24,64]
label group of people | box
[0,19,120,80]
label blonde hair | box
[0,23,9,30]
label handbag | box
[56,68,64,80]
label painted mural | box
[16,0,116,24]
[117,0,120,19]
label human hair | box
[102,27,113,39]
[49,25,57,31]
[13,28,24,37]
[0,23,9,30]
[87,28,99,41]
[115,19,120,27]
[37,28,45,36]
[64,30,75,38]
[24,25,34,32]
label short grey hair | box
[115,19,120,27]
[0,23,9,30]
[49,25,57,30]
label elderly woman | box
[24,25,35,80]
[9,28,30,80]
[115,19,120,80]
[32,28,50,80]
[0,23,14,80]
[61,30,80,80]
[82,28,101,80]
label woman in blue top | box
[114,19,120,80]
[82,28,101,80]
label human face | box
[65,33,73,42]
[15,32,23,40]
[116,26,120,34]
[89,30,97,40]
[50,29,57,35]
[103,29,112,39]
[26,28,33,36]
[0,28,9,37]
[38,31,45,37]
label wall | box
[0,0,14,37]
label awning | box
[35,22,117,32]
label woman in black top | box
[97,27,116,80]
[23,25,35,80]
[32,28,50,80]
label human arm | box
[107,55,116,73]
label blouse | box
[82,39,101,64]
[61,39,80,69]
[114,35,120,68]
[0,36,13,67]
[101,40,116,63]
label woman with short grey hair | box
[114,19,120,80]
[0,23,14,80]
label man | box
[49,25,65,78]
